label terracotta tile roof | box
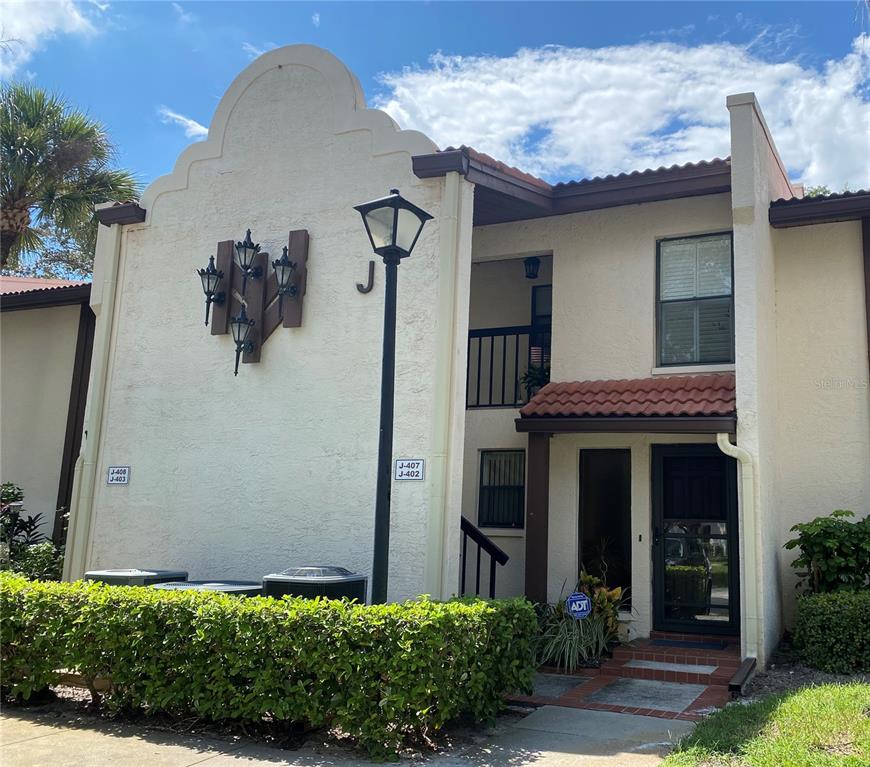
[0,276,90,296]
[442,145,552,190]
[519,373,736,419]
[552,158,731,190]
[771,188,869,206]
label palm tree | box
[1,84,139,274]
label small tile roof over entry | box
[519,373,736,419]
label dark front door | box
[652,445,739,635]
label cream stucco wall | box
[472,194,734,382]
[547,433,719,640]
[74,47,473,601]
[728,93,795,665]
[773,220,870,625]
[1,305,80,534]
[463,196,735,625]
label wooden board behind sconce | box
[208,229,309,367]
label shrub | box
[536,572,624,672]
[9,542,63,581]
[0,574,536,757]
[792,590,870,673]
[783,510,870,593]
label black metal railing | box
[460,516,510,598]
[466,325,550,408]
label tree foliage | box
[1,83,140,277]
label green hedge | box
[0,574,536,757]
[792,590,870,673]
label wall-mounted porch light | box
[235,229,262,295]
[230,305,256,376]
[523,256,541,280]
[197,256,225,326]
[271,245,297,319]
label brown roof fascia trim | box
[54,302,95,545]
[413,147,551,209]
[95,202,147,226]
[863,217,869,377]
[515,415,737,434]
[0,284,91,312]
[412,148,470,178]
[552,165,731,214]
[413,151,732,221]
[769,193,870,228]
[465,160,552,209]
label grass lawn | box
[663,683,870,767]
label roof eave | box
[95,202,147,226]
[769,193,870,228]
[1,284,91,312]
[515,415,737,434]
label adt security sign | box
[565,591,592,620]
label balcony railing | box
[466,325,550,408]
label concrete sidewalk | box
[1,705,693,766]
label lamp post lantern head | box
[196,255,224,325]
[354,188,433,262]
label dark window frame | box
[478,449,526,529]
[655,231,735,367]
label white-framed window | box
[657,232,734,366]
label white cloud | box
[375,37,870,189]
[157,105,208,139]
[171,2,195,25]
[242,41,276,60]
[311,12,320,29]
[0,0,95,78]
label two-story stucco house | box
[60,46,869,670]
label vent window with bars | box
[658,233,734,366]
[478,450,525,528]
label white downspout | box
[62,218,123,581]
[424,171,463,599]
[716,432,761,660]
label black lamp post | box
[235,229,262,295]
[197,256,225,325]
[271,246,297,319]
[230,305,256,376]
[354,188,433,604]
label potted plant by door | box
[521,364,550,399]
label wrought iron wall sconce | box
[197,256,225,325]
[235,229,262,295]
[197,228,309,375]
[523,256,541,280]
[271,246,298,317]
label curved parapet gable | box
[140,44,438,217]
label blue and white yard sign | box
[565,591,592,620]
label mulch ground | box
[743,636,868,701]
[3,685,521,760]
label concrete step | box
[612,639,741,670]
[599,657,733,686]
[649,630,739,646]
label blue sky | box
[3,1,869,190]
